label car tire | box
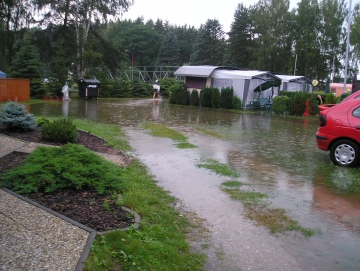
[330,139,360,167]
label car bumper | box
[316,132,333,151]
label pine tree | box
[10,37,45,98]
[228,3,254,68]
[190,19,226,65]
[158,31,180,66]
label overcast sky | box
[122,0,300,33]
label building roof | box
[275,75,311,83]
[174,65,241,77]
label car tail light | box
[319,115,326,127]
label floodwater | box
[29,99,360,271]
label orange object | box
[303,100,310,116]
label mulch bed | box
[0,127,134,232]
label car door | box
[347,103,360,142]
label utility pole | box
[294,54,297,76]
[344,0,352,93]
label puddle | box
[29,98,360,270]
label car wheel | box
[330,139,360,167]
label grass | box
[141,122,198,149]
[196,159,239,177]
[141,123,187,141]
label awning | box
[254,80,281,92]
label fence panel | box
[0,78,30,102]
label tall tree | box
[190,19,226,65]
[294,0,323,79]
[33,0,134,78]
[252,0,294,73]
[228,3,256,68]
[10,36,44,97]
[319,0,347,79]
[350,3,360,67]
[173,24,198,65]
[157,31,180,66]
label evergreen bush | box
[272,96,290,114]
[289,92,308,115]
[0,102,37,131]
[232,96,242,109]
[190,89,199,106]
[0,144,126,194]
[211,88,220,108]
[308,95,320,115]
[169,82,188,105]
[220,87,234,109]
[41,118,78,143]
[200,87,213,107]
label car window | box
[353,107,360,118]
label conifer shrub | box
[169,82,187,104]
[272,96,290,114]
[211,88,220,108]
[0,144,125,194]
[220,87,234,109]
[308,95,320,116]
[41,118,78,143]
[289,91,308,115]
[232,96,242,110]
[0,101,37,131]
[200,87,213,107]
[190,89,199,106]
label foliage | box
[141,123,187,141]
[211,88,220,108]
[130,80,152,97]
[190,19,226,65]
[158,31,180,66]
[41,118,78,143]
[272,95,290,114]
[227,3,255,68]
[169,82,188,105]
[190,90,199,106]
[232,96,242,110]
[158,78,178,98]
[288,91,308,115]
[197,159,239,177]
[0,102,37,131]
[0,144,126,194]
[324,93,339,104]
[220,87,234,109]
[9,36,45,98]
[307,95,319,115]
[351,3,360,60]
[200,87,213,107]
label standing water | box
[30,99,360,271]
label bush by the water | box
[190,90,199,106]
[0,144,126,194]
[211,88,220,108]
[272,96,290,114]
[41,118,78,143]
[232,96,242,109]
[200,87,213,107]
[0,101,37,131]
[220,87,234,109]
[169,82,189,105]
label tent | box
[174,66,282,108]
[0,71,6,78]
[275,75,312,92]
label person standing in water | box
[152,80,160,99]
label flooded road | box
[30,99,360,271]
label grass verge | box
[141,122,197,149]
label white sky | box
[122,0,300,33]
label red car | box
[316,91,360,167]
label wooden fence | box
[0,78,30,102]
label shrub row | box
[169,86,242,110]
